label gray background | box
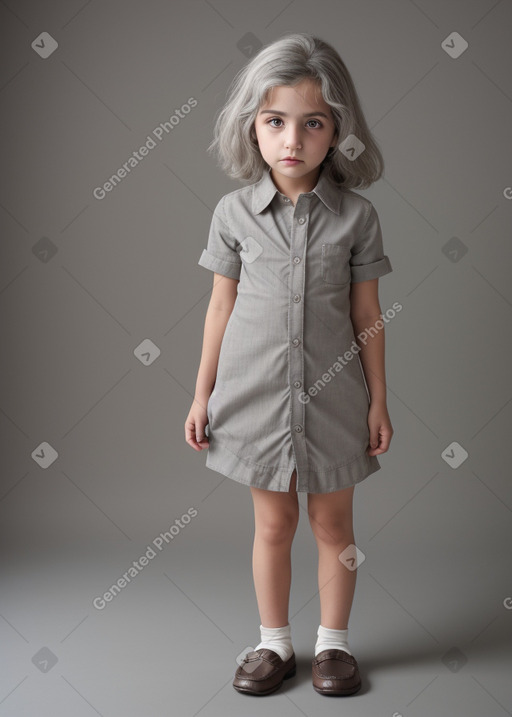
[1,0,511,715]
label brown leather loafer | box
[233,648,296,695]
[312,648,362,695]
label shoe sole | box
[313,679,361,696]
[233,664,296,696]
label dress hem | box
[204,437,381,493]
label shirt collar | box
[251,165,343,215]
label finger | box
[185,422,200,450]
[186,435,207,451]
[368,433,391,455]
[368,430,380,450]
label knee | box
[308,512,353,546]
[257,511,298,545]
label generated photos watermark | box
[93,96,198,200]
[299,301,403,404]
[92,507,198,610]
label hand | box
[367,401,393,456]
[185,399,210,451]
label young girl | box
[185,32,394,697]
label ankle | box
[314,624,352,657]
[255,622,294,662]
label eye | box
[266,117,323,128]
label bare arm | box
[349,278,393,455]
[185,273,239,450]
[350,278,387,405]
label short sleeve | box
[197,195,242,280]
[350,202,393,283]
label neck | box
[269,165,321,198]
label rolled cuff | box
[350,255,393,283]
[198,249,241,280]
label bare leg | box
[307,485,356,629]
[249,470,299,626]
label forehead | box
[259,79,330,113]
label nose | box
[285,123,302,149]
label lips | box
[282,157,302,161]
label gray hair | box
[207,32,384,189]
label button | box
[293,294,301,302]
[293,256,301,264]
[298,217,306,224]
[282,196,290,202]
[292,338,301,346]
[294,424,303,433]
[293,380,302,388]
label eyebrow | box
[259,110,330,119]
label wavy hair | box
[207,32,384,189]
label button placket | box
[288,200,309,488]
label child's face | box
[254,78,338,184]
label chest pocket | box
[321,244,351,286]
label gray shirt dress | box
[197,165,393,493]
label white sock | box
[255,623,294,662]
[314,624,352,657]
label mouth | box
[281,157,302,162]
